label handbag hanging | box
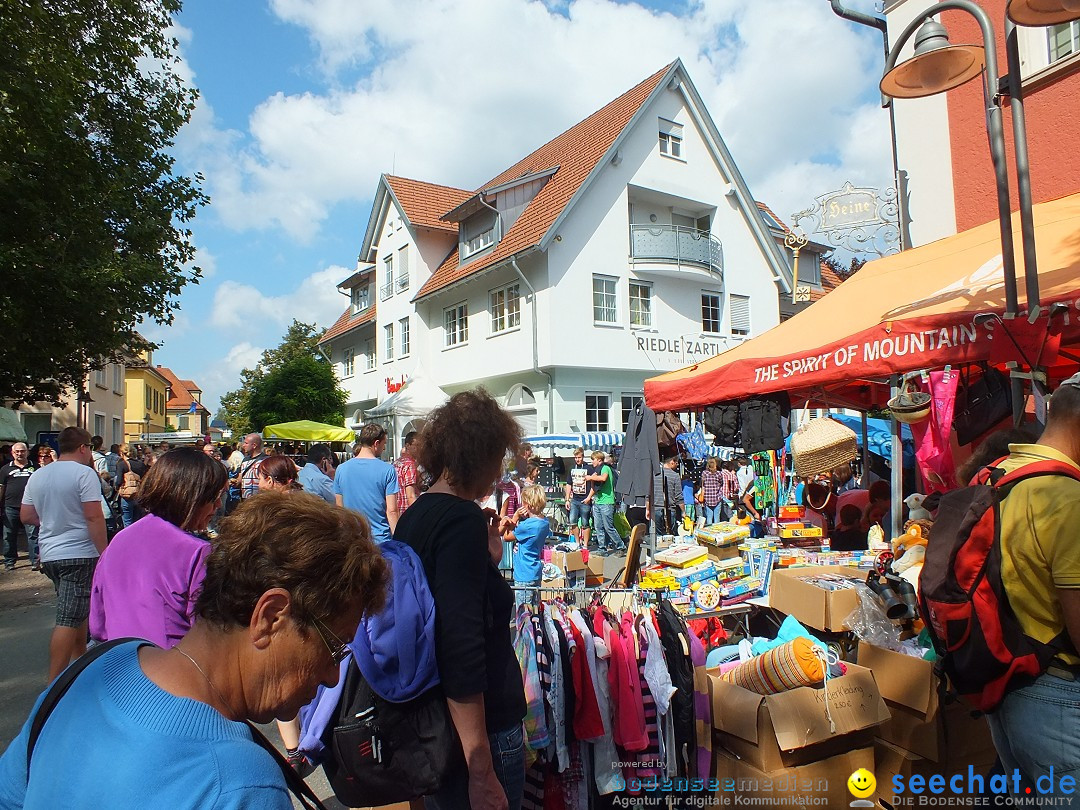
[953,364,1013,446]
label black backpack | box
[321,661,462,806]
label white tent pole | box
[890,374,903,542]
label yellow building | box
[124,350,170,443]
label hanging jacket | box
[704,403,740,448]
[616,401,660,502]
[739,395,790,454]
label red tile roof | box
[756,201,792,234]
[385,176,472,234]
[318,304,377,345]
[156,366,209,413]
[414,62,674,300]
[810,262,847,302]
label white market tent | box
[362,369,449,455]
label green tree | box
[0,0,206,405]
[218,320,334,435]
[246,355,347,430]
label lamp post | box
[880,0,1080,423]
[144,412,151,443]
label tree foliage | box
[0,0,206,404]
[219,320,341,436]
[247,355,348,431]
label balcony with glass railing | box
[629,224,723,278]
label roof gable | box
[318,304,377,345]
[357,175,471,265]
[414,61,676,300]
[156,366,209,414]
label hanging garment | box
[688,631,713,782]
[642,613,678,778]
[657,600,695,778]
[616,402,660,502]
[573,609,621,796]
[566,617,605,740]
[634,615,663,778]
[542,607,570,771]
[594,609,648,753]
[516,606,550,755]
[751,452,776,512]
[676,422,709,461]
[911,370,960,493]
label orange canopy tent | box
[645,192,1080,413]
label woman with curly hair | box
[396,389,526,810]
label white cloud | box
[192,342,267,414]
[210,265,348,331]
[178,0,895,241]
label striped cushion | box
[720,636,824,695]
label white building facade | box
[320,61,796,448]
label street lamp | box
[144,412,151,443]
[880,0,1080,424]
[882,0,1080,320]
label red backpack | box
[919,458,1080,712]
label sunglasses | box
[311,617,351,665]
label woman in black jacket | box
[394,389,526,810]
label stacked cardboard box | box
[711,664,891,806]
[858,642,997,805]
[767,564,862,631]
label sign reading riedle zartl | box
[817,182,881,231]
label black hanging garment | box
[657,600,695,778]
[739,394,791,454]
[703,403,740,448]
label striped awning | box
[522,432,625,451]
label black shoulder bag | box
[26,639,328,810]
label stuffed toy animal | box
[905,493,931,521]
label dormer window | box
[659,118,683,159]
[350,285,369,314]
[461,209,498,258]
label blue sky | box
[153,0,889,415]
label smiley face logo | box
[847,768,876,799]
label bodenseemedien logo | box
[849,767,877,807]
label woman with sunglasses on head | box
[396,389,526,810]
[0,490,386,808]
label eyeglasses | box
[311,617,351,665]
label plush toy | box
[905,493,932,521]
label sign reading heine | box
[817,182,881,231]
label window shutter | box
[730,294,751,334]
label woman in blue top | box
[509,485,551,608]
[0,491,388,809]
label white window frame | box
[384,323,394,362]
[396,246,410,292]
[701,292,722,334]
[592,275,618,325]
[341,347,355,377]
[629,281,652,329]
[112,417,123,446]
[381,255,394,301]
[585,392,612,433]
[730,293,751,337]
[94,413,106,437]
[489,283,521,335]
[112,364,123,394]
[621,393,643,432]
[444,301,469,348]
[364,339,376,372]
[93,367,107,389]
[351,285,369,314]
[658,118,684,160]
[399,317,410,357]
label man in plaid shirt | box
[720,460,741,520]
[394,431,420,511]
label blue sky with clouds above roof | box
[154,0,889,415]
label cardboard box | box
[585,552,606,579]
[858,642,996,763]
[715,746,873,808]
[767,565,862,631]
[710,663,890,772]
[551,549,586,572]
[873,739,998,808]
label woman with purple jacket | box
[89,447,228,649]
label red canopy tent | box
[644,193,1080,413]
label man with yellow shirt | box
[987,375,1080,793]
